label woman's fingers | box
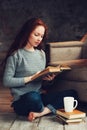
[43,73,56,81]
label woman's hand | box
[43,73,56,81]
[24,71,41,83]
[24,76,32,83]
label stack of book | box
[56,109,86,124]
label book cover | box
[56,109,86,119]
[56,115,84,124]
[31,65,71,81]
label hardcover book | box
[56,109,86,119]
[31,65,71,81]
[56,115,84,124]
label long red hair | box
[3,18,48,65]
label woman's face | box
[28,25,45,48]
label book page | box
[31,65,71,81]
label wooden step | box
[0,86,14,113]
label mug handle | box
[73,100,78,110]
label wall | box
[0,0,87,52]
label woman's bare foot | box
[28,107,51,121]
[28,112,40,121]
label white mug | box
[63,97,78,112]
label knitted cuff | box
[47,104,56,114]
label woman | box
[3,18,78,121]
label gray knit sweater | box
[3,48,46,101]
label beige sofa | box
[45,34,87,102]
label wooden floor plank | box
[64,117,87,130]
[0,113,16,130]
[38,115,64,130]
[10,116,40,130]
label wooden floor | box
[0,87,87,130]
[0,113,87,130]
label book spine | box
[56,116,67,124]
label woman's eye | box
[34,33,44,38]
[34,34,38,36]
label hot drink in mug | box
[63,97,78,112]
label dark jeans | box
[12,89,78,116]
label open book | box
[31,65,71,81]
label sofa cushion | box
[46,41,85,63]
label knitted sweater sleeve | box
[3,55,25,87]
